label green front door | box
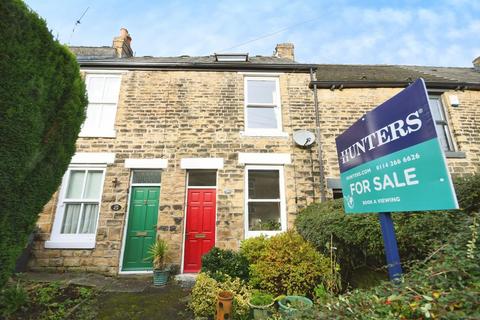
[122,186,160,271]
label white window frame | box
[428,95,455,152]
[242,76,286,137]
[45,164,106,249]
[244,165,287,238]
[79,73,122,138]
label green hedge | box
[0,0,87,287]
[454,174,480,213]
[295,215,480,319]
[201,247,250,281]
[295,198,470,283]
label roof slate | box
[71,47,298,65]
[315,64,480,84]
[69,46,480,84]
[69,46,117,59]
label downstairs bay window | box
[245,166,287,238]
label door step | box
[175,273,197,289]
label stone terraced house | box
[30,29,480,275]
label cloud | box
[24,0,480,66]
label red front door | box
[183,188,216,273]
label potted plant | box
[148,238,169,286]
[278,295,313,317]
[248,290,275,319]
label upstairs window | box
[80,74,121,137]
[244,77,283,135]
[428,95,455,152]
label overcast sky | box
[25,0,480,67]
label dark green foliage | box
[295,174,479,285]
[201,247,250,281]
[454,173,480,213]
[0,282,29,317]
[296,215,480,319]
[0,0,87,287]
[295,199,468,283]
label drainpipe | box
[310,67,326,202]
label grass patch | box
[0,279,96,320]
[0,277,192,320]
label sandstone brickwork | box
[30,69,480,275]
[318,88,480,182]
[30,70,323,275]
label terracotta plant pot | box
[216,290,233,320]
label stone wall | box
[30,70,322,274]
[317,88,480,181]
[30,70,480,275]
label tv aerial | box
[68,6,89,45]
[293,130,316,147]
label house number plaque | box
[111,204,122,211]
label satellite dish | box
[293,130,316,147]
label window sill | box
[245,230,284,238]
[44,240,95,249]
[79,130,116,138]
[240,131,288,138]
[445,151,466,159]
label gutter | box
[78,60,315,72]
[309,80,480,91]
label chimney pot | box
[113,28,133,58]
[274,43,295,61]
[473,56,480,71]
[120,28,129,38]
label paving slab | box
[68,273,115,289]
[104,278,150,293]
[175,273,197,289]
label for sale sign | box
[335,79,458,214]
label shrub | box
[0,0,87,286]
[295,198,469,283]
[249,290,274,306]
[249,230,336,297]
[201,247,250,281]
[454,173,480,214]
[0,282,28,317]
[239,235,267,265]
[189,273,251,319]
[296,215,480,319]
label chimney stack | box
[274,43,295,61]
[112,28,133,58]
[473,56,480,71]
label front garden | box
[1,175,478,319]
[189,174,480,319]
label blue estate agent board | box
[335,78,458,214]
